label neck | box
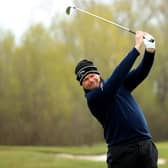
[84,79,104,93]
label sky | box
[0,0,111,40]
[0,0,74,39]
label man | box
[75,31,158,168]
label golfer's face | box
[82,73,101,90]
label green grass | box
[0,143,106,155]
[0,142,167,168]
[157,141,168,158]
[157,141,168,168]
[0,150,105,168]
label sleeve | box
[124,50,155,92]
[102,48,140,97]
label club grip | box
[129,30,154,42]
[129,30,136,34]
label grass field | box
[0,142,167,168]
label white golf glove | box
[143,33,155,49]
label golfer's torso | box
[101,86,151,146]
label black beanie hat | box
[75,59,100,85]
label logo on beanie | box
[79,70,86,77]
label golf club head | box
[66,6,76,15]
[66,6,71,15]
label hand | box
[143,33,155,53]
[134,31,144,52]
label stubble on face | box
[82,73,101,90]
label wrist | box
[135,44,141,52]
[146,48,155,53]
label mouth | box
[89,82,98,88]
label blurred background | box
[0,0,167,148]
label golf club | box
[66,6,154,43]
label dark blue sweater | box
[85,48,155,147]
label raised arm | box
[124,32,156,92]
[102,31,145,97]
[102,48,139,96]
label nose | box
[88,77,94,83]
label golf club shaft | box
[73,6,136,35]
[67,6,154,42]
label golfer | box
[75,31,158,168]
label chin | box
[90,85,99,90]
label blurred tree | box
[0,0,167,145]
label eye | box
[83,77,88,82]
